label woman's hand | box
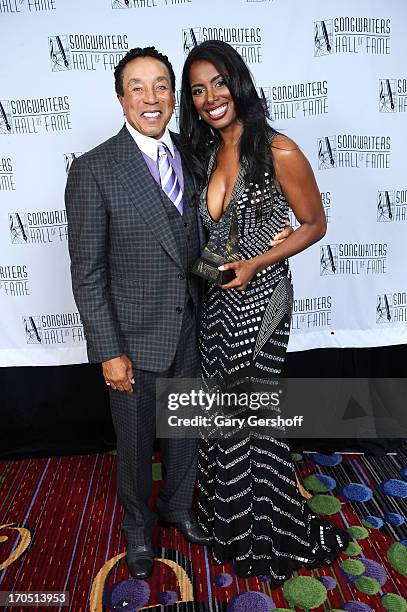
[218,259,258,291]
[270,220,294,247]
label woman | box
[179,40,349,582]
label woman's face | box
[189,60,238,130]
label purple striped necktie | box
[157,142,184,215]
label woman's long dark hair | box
[179,40,275,192]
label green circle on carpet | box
[307,494,341,515]
[283,575,327,609]
[347,525,369,540]
[387,542,407,577]
[303,475,330,493]
[291,453,302,461]
[382,593,407,612]
[355,576,381,595]
[343,541,363,556]
[341,559,365,575]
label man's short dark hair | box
[114,46,176,96]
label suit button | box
[184,222,188,228]
[176,306,183,314]
[178,273,185,280]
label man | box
[65,46,291,580]
[65,47,209,580]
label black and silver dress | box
[197,141,349,581]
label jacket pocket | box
[113,298,143,332]
[109,275,143,305]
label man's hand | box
[102,355,134,395]
[269,220,294,247]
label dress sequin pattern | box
[197,138,349,580]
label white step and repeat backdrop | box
[1,0,406,366]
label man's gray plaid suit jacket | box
[65,125,204,370]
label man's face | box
[118,56,175,139]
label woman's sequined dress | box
[197,139,349,581]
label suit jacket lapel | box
[112,125,182,270]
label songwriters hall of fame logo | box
[0,157,15,191]
[320,243,387,276]
[314,17,390,56]
[318,135,391,170]
[379,79,407,113]
[376,292,407,324]
[24,317,43,344]
[0,264,30,297]
[318,136,337,169]
[23,312,84,345]
[314,20,334,56]
[49,34,128,72]
[0,100,14,134]
[183,28,202,55]
[291,295,333,331]
[9,213,29,244]
[182,27,263,63]
[9,211,68,244]
[320,245,338,275]
[377,189,407,222]
[266,81,328,121]
[49,35,70,71]
[0,97,71,135]
[0,0,56,14]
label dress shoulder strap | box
[206,144,220,180]
[268,127,281,145]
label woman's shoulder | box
[270,132,299,155]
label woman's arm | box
[258,134,327,267]
[220,135,326,290]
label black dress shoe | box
[159,514,211,545]
[126,542,154,580]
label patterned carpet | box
[1,448,407,611]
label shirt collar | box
[125,121,175,161]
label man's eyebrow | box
[127,76,170,85]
